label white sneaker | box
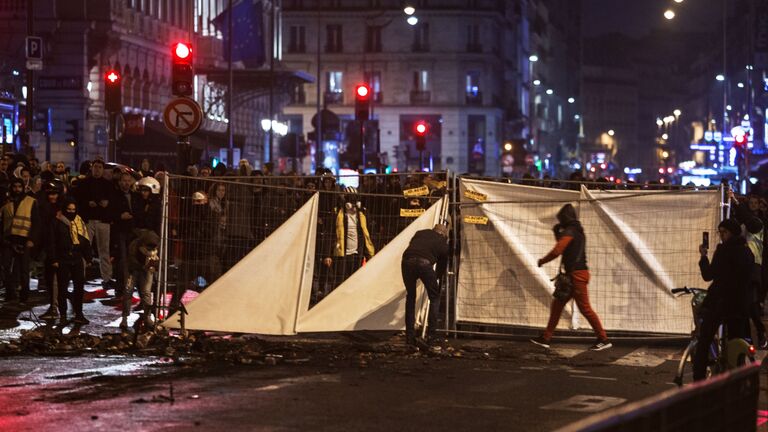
[590,340,612,351]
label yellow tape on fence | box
[463,215,489,225]
[464,190,487,202]
[400,208,426,218]
[403,185,430,197]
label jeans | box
[57,257,85,318]
[86,220,112,282]
[401,257,441,340]
[693,309,747,381]
[3,243,31,301]
[123,269,154,320]
[543,270,607,341]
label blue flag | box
[213,0,266,67]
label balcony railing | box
[466,92,483,106]
[410,90,431,104]
[324,91,343,105]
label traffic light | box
[104,69,122,113]
[414,121,428,151]
[172,42,194,97]
[64,119,79,147]
[734,132,748,148]
[354,84,371,122]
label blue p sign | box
[26,37,42,60]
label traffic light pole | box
[361,120,366,168]
[107,112,117,162]
[177,135,190,175]
[24,0,35,156]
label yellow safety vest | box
[2,196,35,238]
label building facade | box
[282,0,532,176]
[0,0,286,171]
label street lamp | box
[656,118,664,127]
[674,0,684,2]
[608,129,615,136]
[529,54,539,63]
[567,97,575,104]
[715,74,725,81]
[673,109,682,117]
[533,79,541,86]
[737,82,745,88]
[545,89,554,95]
[662,133,669,140]
[403,5,415,15]
[406,16,418,26]
[664,10,675,20]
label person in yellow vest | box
[1,177,41,303]
[324,187,375,291]
[49,199,92,325]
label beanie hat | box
[719,218,742,236]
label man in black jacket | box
[109,172,137,299]
[694,218,754,381]
[77,160,114,288]
[730,190,767,347]
[401,222,449,347]
[50,199,92,324]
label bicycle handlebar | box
[671,287,707,295]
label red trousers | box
[543,270,607,341]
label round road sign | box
[163,98,203,136]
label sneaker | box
[590,339,612,351]
[72,315,90,325]
[40,308,59,320]
[530,337,551,349]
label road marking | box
[611,347,676,368]
[569,375,618,381]
[541,395,626,412]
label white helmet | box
[137,176,161,194]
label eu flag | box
[213,0,266,67]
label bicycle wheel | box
[674,340,696,386]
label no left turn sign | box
[163,98,203,136]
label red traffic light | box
[734,133,748,147]
[355,84,370,98]
[414,121,428,136]
[105,70,121,84]
[173,42,191,60]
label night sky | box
[582,0,725,38]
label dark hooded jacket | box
[700,235,753,317]
[555,204,588,272]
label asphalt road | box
[0,338,714,432]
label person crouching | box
[120,229,160,331]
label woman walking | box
[531,204,612,351]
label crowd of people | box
[2,151,765,365]
[0,154,162,330]
[0,154,448,329]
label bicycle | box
[672,286,756,386]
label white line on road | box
[569,375,618,381]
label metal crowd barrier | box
[556,363,760,432]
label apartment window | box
[466,71,481,105]
[326,24,343,53]
[327,71,343,93]
[412,23,429,52]
[411,70,430,104]
[466,24,481,52]
[365,26,382,53]
[364,71,382,102]
[325,71,344,104]
[288,26,306,53]
[413,70,428,91]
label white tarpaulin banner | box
[457,178,720,335]
[297,197,445,332]
[163,193,318,335]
